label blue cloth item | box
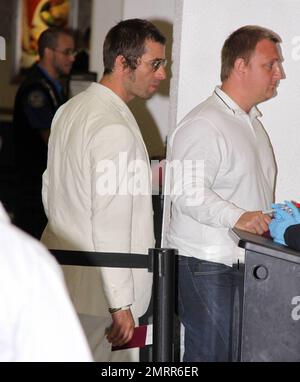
[269,201,300,245]
[178,256,243,362]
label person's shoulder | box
[178,94,217,125]
[63,84,126,123]
[178,95,218,127]
[19,64,45,87]
[17,66,50,102]
[169,96,223,148]
[0,209,60,286]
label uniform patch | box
[27,90,46,108]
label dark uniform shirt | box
[13,63,66,184]
[13,63,67,238]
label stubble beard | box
[127,71,153,100]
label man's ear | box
[234,57,247,77]
[43,47,53,59]
[115,55,128,73]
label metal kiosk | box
[230,228,300,362]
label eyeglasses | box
[141,58,167,72]
[52,48,77,57]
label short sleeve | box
[23,87,55,130]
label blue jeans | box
[178,256,243,362]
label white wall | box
[171,0,300,203]
[90,0,123,77]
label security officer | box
[13,27,75,238]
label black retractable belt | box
[50,249,151,269]
[50,247,177,362]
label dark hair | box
[38,27,74,58]
[103,18,166,75]
[221,25,280,82]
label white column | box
[89,0,123,78]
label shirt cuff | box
[108,304,132,314]
[222,206,246,228]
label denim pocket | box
[192,260,231,276]
[188,259,233,288]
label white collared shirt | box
[167,87,276,266]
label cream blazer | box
[41,83,154,319]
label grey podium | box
[230,228,300,362]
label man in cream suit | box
[41,19,167,361]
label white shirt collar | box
[214,86,262,120]
[87,82,137,121]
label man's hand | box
[234,211,271,235]
[106,309,135,347]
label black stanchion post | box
[51,247,178,362]
[151,248,177,362]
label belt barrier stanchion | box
[50,247,177,362]
[151,248,177,362]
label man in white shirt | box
[167,25,284,361]
[41,19,167,361]
[0,203,92,362]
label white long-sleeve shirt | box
[167,87,276,266]
[0,203,92,362]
